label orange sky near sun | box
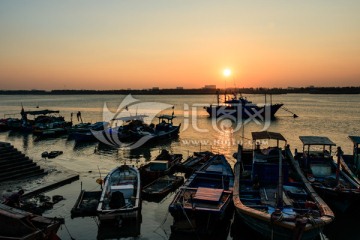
[0,1,359,90]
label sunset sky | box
[1,1,359,90]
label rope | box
[59,215,75,240]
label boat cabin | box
[299,136,336,177]
[148,160,169,171]
[251,131,288,185]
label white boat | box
[97,165,141,223]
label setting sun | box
[223,69,232,77]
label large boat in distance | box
[204,92,284,120]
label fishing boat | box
[232,131,334,240]
[129,114,181,143]
[113,114,151,142]
[177,151,213,176]
[142,174,184,202]
[296,136,360,214]
[204,92,284,119]
[340,136,360,183]
[0,203,63,240]
[168,154,234,233]
[139,149,182,184]
[97,165,141,225]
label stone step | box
[0,141,47,183]
[0,169,47,182]
[3,162,37,172]
[0,151,24,159]
[0,165,41,179]
[0,156,31,167]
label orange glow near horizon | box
[0,2,359,90]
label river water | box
[0,93,359,240]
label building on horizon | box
[203,85,216,89]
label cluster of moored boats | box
[0,108,181,144]
[69,132,360,240]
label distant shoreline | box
[1,87,360,95]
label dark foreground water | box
[0,93,360,239]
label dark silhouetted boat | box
[177,151,213,176]
[204,92,283,119]
[142,174,184,202]
[97,165,141,225]
[295,136,360,214]
[168,154,234,234]
[139,149,182,184]
[340,136,360,184]
[232,131,334,240]
[0,203,63,240]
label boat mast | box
[276,148,283,209]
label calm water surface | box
[0,94,360,240]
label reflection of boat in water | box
[296,136,360,214]
[142,174,184,202]
[233,132,334,240]
[97,165,141,227]
[0,203,63,240]
[97,218,141,239]
[204,92,283,119]
[169,154,234,234]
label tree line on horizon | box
[0,86,360,95]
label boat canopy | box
[112,114,148,121]
[299,136,336,146]
[252,131,286,142]
[349,136,360,145]
[157,114,175,120]
[24,109,60,115]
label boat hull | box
[169,154,234,233]
[97,165,142,223]
[235,210,321,240]
[205,103,283,119]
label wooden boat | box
[139,149,182,184]
[168,154,234,233]
[0,203,62,240]
[142,175,184,202]
[69,121,108,142]
[177,151,213,176]
[233,131,334,240]
[97,165,141,224]
[340,136,360,183]
[71,190,102,218]
[296,136,360,214]
[128,114,181,143]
